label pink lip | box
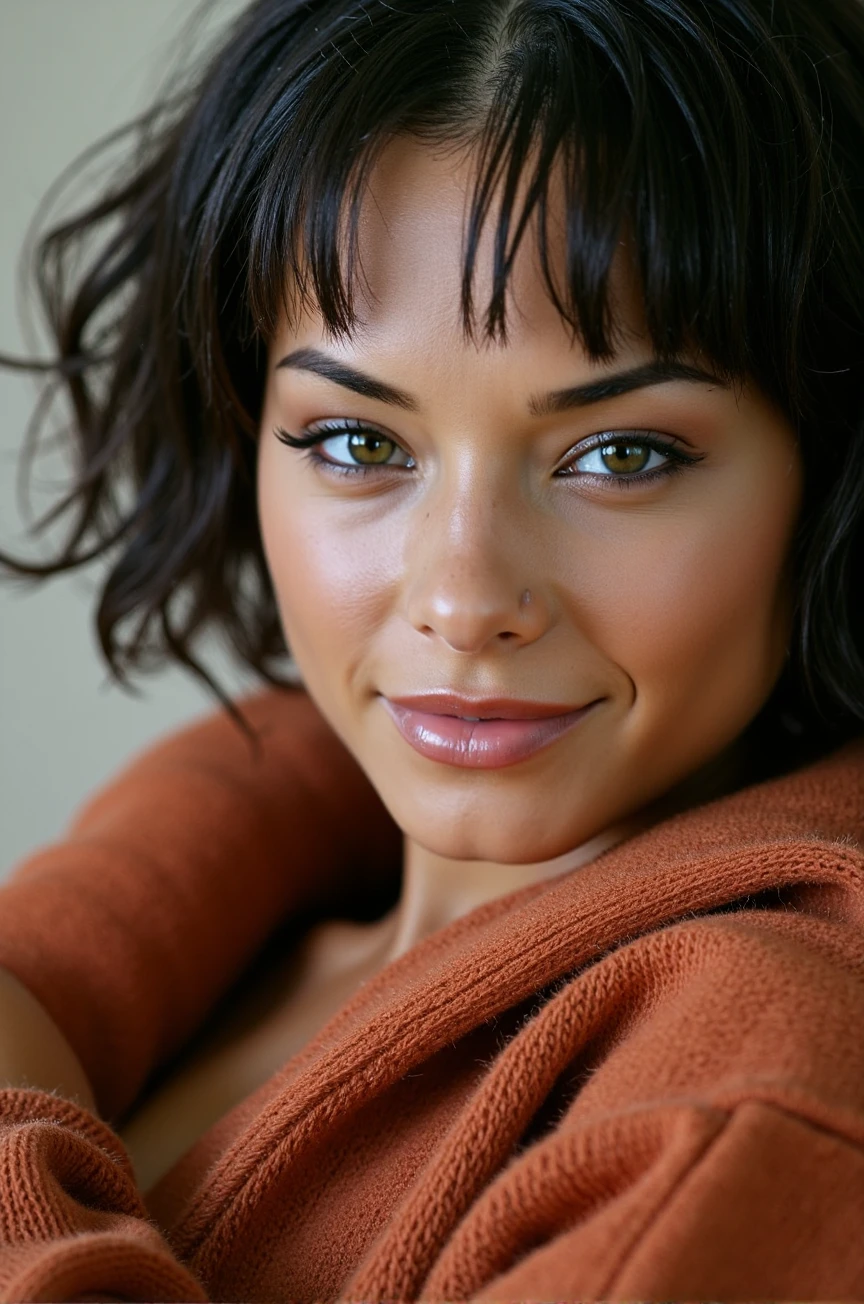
[381,694,601,769]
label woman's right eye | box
[274,423,415,473]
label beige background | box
[0,0,258,877]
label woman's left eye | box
[556,434,699,485]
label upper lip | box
[383,693,598,720]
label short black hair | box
[2,0,864,765]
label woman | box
[1,0,864,1298]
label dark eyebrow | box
[528,361,730,416]
[276,348,728,416]
[276,347,419,412]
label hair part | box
[2,0,864,763]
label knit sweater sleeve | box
[0,1088,208,1303]
[0,686,399,1123]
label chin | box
[400,807,602,866]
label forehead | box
[288,134,650,365]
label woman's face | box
[257,138,803,864]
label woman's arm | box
[0,685,399,1302]
[0,968,95,1112]
[0,684,394,1301]
[0,685,400,1122]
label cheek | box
[256,438,401,696]
[580,464,801,719]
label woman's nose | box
[402,490,552,655]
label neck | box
[369,731,756,964]
[385,821,634,960]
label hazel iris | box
[349,432,395,464]
[601,443,651,474]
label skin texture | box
[257,135,804,957]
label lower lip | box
[381,699,600,770]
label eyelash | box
[272,421,704,490]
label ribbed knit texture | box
[0,691,862,1301]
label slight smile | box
[381,694,603,769]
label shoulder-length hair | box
[3,0,864,762]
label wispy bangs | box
[187,0,833,426]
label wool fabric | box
[0,689,862,1301]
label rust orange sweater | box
[0,688,863,1301]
